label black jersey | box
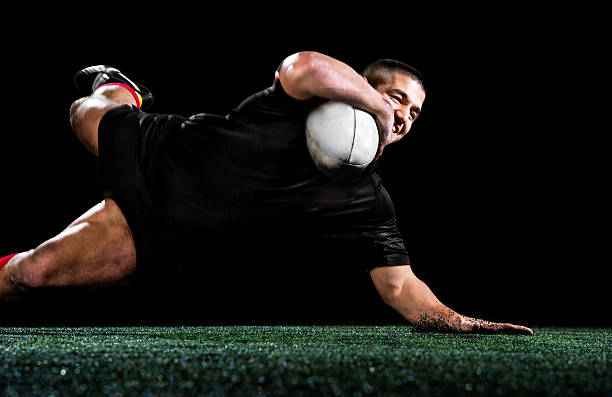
[97,72,410,272]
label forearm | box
[279,52,390,117]
[389,275,463,331]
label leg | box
[0,198,136,302]
[69,85,137,156]
[70,65,153,156]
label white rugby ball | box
[305,101,379,175]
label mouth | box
[392,124,403,134]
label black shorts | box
[97,105,184,270]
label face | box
[375,73,426,144]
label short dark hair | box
[362,59,426,94]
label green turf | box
[0,326,610,396]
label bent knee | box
[8,249,56,290]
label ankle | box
[0,253,19,270]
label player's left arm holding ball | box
[278,51,396,158]
[279,51,533,335]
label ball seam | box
[347,106,357,163]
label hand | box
[458,316,534,335]
[374,97,395,160]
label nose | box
[395,106,410,124]
[394,107,412,135]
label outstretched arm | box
[278,51,395,158]
[370,265,533,334]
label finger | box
[493,323,534,335]
[461,317,534,335]
[375,143,385,161]
[504,324,534,335]
[375,130,394,160]
[481,322,534,335]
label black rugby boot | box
[73,65,154,109]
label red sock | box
[0,253,18,270]
[96,83,142,108]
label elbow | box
[380,284,403,308]
[382,287,421,324]
[280,51,327,94]
[371,266,424,324]
[285,51,325,75]
[380,285,420,324]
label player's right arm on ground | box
[370,265,534,334]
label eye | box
[389,95,402,104]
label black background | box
[0,7,607,326]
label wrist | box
[411,306,460,332]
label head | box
[362,59,426,144]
